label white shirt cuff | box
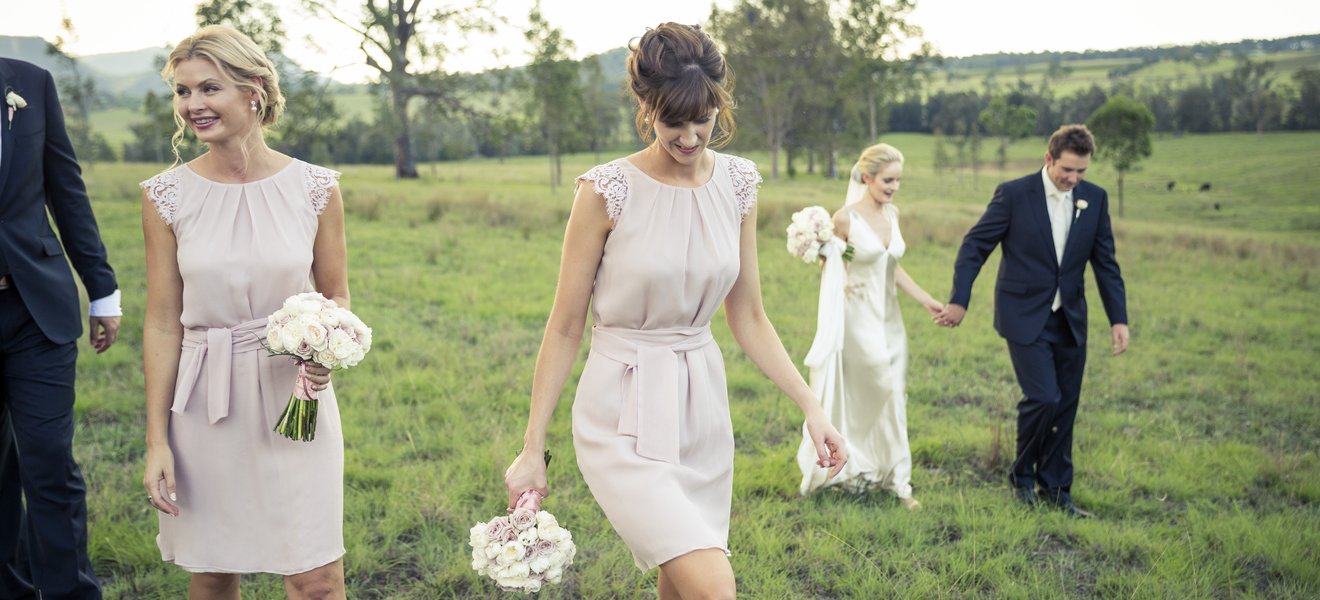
[89,289,123,317]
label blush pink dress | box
[572,152,761,570]
[140,159,345,574]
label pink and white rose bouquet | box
[263,292,372,441]
[470,490,577,594]
[787,206,853,264]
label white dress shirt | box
[1041,168,1072,312]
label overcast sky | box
[2,0,1316,82]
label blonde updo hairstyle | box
[851,143,905,183]
[161,25,284,163]
[626,23,736,148]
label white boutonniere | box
[1073,198,1088,223]
[5,88,26,131]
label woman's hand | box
[922,298,945,320]
[805,412,848,480]
[504,449,549,511]
[304,362,332,392]
[143,444,180,516]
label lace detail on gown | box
[725,156,762,220]
[302,163,342,215]
[141,170,182,225]
[579,162,629,223]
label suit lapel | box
[1026,171,1058,265]
[0,59,15,200]
[1061,183,1089,264]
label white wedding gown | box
[798,204,912,497]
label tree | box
[1087,95,1154,218]
[576,56,621,163]
[123,91,186,163]
[1225,58,1282,133]
[1173,83,1217,132]
[1285,67,1320,130]
[524,2,581,190]
[45,17,114,164]
[978,95,1036,172]
[837,0,928,142]
[711,0,836,180]
[305,0,493,178]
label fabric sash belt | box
[589,324,715,465]
[173,318,269,424]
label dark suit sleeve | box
[1088,189,1127,326]
[949,183,1012,307]
[40,69,117,300]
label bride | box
[797,143,942,508]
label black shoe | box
[1038,490,1093,518]
[1013,485,1040,507]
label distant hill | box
[0,35,168,96]
[0,35,67,73]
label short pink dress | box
[572,152,761,570]
[141,159,345,574]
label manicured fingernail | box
[170,493,177,501]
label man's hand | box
[935,303,967,328]
[88,316,120,353]
[1111,323,1130,356]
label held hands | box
[143,444,180,517]
[921,298,945,320]
[88,316,120,353]
[934,303,967,328]
[504,448,550,511]
[1111,323,1130,356]
[805,412,848,480]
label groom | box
[1,58,119,598]
[935,124,1128,517]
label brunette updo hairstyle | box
[626,23,736,147]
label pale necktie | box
[1050,191,1070,311]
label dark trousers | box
[0,286,101,600]
[1006,309,1086,494]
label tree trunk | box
[768,133,781,180]
[392,88,418,179]
[867,89,877,142]
[1117,170,1125,218]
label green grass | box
[70,132,1320,597]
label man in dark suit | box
[935,124,1129,517]
[1,57,120,599]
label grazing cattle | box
[1214,202,1221,210]
[1199,182,1212,191]
[1167,181,1176,191]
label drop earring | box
[250,100,258,112]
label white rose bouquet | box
[470,490,577,594]
[263,292,372,441]
[787,206,853,264]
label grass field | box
[66,131,1320,597]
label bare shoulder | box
[832,207,851,239]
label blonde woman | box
[140,25,348,598]
[798,144,942,509]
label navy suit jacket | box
[0,58,116,345]
[949,169,1127,346]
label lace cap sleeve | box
[726,155,763,220]
[303,163,342,215]
[578,162,628,223]
[140,170,181,225]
